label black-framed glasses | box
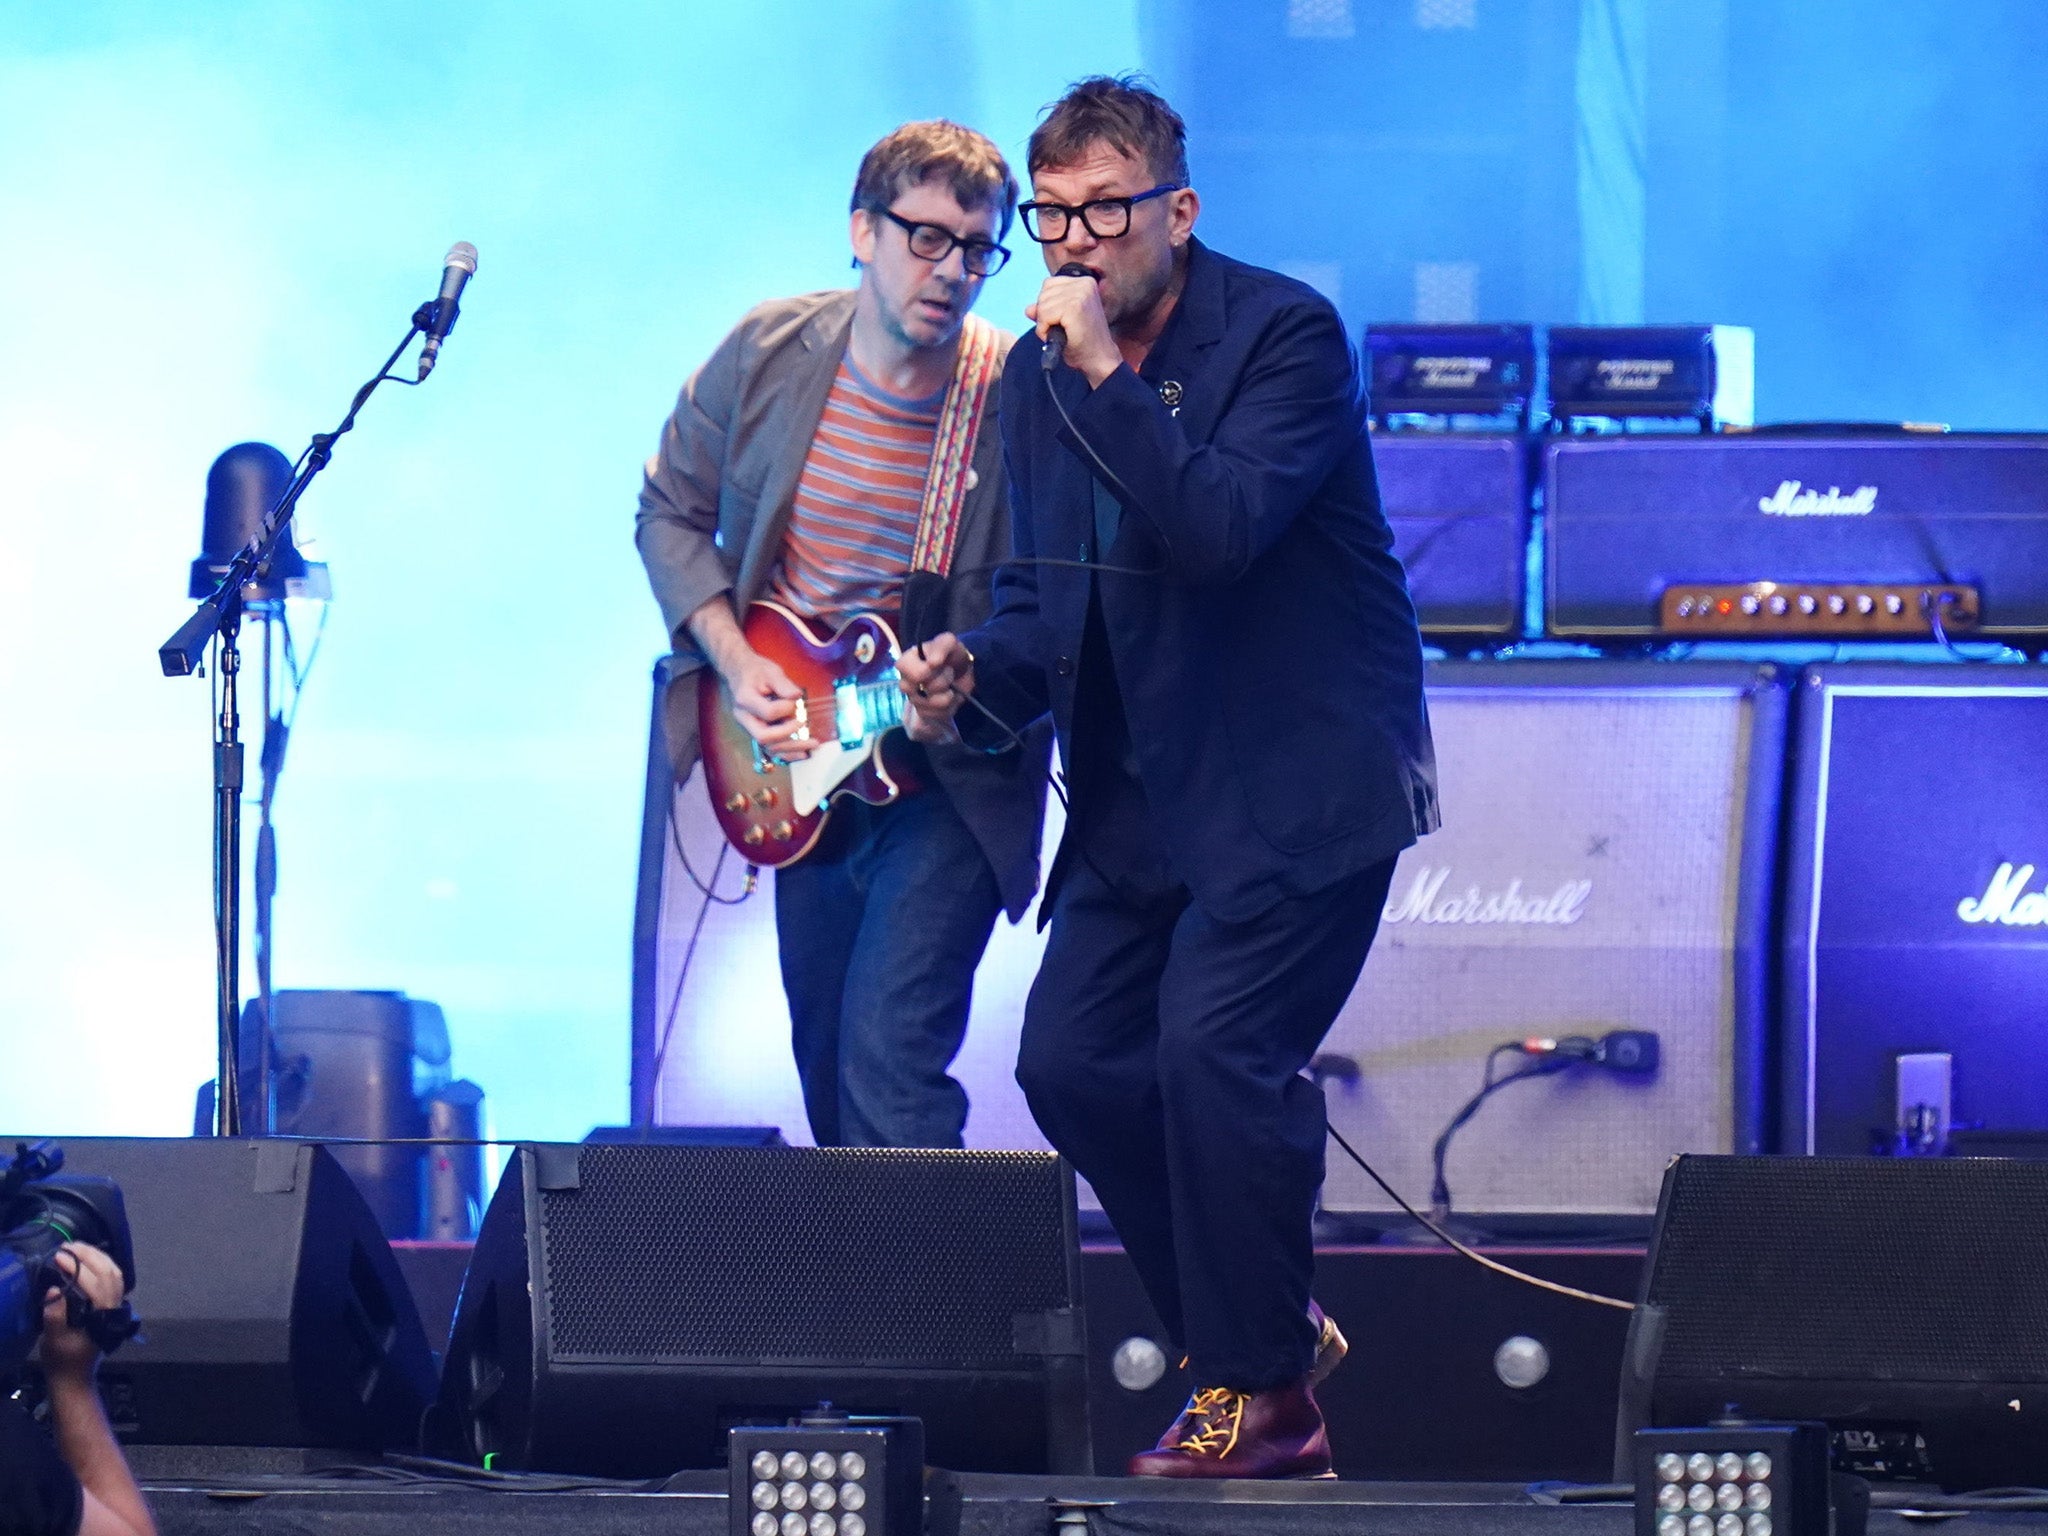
[869,207,1010,276]
[1018,183,1182,244]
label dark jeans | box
[1016,852,1399,1391]
[775,784,1003,1148]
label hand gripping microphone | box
[416,242,478,381]
[1040,262,1095,372]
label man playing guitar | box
[635,122,1051,1149]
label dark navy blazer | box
[964,237,1439,923]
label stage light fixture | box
[729,1414,920,1536]
[1634,1424,1827,1536]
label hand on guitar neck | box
[897,632,976,745]
[687,594,816,761]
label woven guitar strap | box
[908,314,1003,578]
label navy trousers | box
[1016,853,1399,1391]
[775,784,1002,1148]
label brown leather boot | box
[1127,1379,1335,1479]
[1308,1300,1348,1388]
[1170,1303,1345,1394]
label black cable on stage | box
[650,823,750,1090]
[1429,1053,1573,1217]
[1324,1122,1635,1312]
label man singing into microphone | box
[900,77,1437,1477]
[636,122,1050,1149]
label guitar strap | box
[908,313,1003,579]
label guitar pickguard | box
[787,740,860,815]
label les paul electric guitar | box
[699,600,919,867]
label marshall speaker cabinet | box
[1544,432,2048,641]
[1318,661,1784,1226]
[1781,665,2048,1156]
[1373,432,1530,642]
[639,660,1785,1225]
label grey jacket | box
[635,289,1052,920]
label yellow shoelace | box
[1174,1388,1247,1457]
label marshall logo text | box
[1758,480,1878,518]
[1957,863,2048,928]
[1383,867,1592,927]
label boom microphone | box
[1041,262,1095,373]
[416,242,478,382]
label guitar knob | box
[724,793,749,813]
[772,821,795,841]
[754,788,777,807]
[742,826,766,847]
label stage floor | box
[141,1472,1614,1536]
[139,1466,2048,1536]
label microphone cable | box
[1324,1123,1636,1312]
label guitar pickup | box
[833,680,868,746]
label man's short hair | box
[850,120,1019,238]
[1028,73,1189,188]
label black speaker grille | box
[1647,1157,2048,1383]
[537,1146,1071,1366]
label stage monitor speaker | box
[1317,661,1783,1227]
[1617,1154,2048,1492]
[1374,432,1530,641]
[427,1142,1090,1477]
[6,1137,436,1452]
[1781,664,2048,1156]
[1544,432,2048,638]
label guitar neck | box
[833,670,906,742]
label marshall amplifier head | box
[1373,432,1530,641]
[1318,661,1783,1228]
[1544,432,2048,640]
[1546,325,1753,429]
[1365,324,1536,429]
[1782,665,2048,1157]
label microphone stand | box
[252,602,286,1134]
[160,303,441,1136]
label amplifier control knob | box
[1768,594,1789,615]
[1676,598,1695,618]
[1739,593,1761,615]
[1827,593,1847,615]
[1798,594,1818,615]
[1855,593,1875,615]
[1885,593,1905,615]
[742,826,766,847]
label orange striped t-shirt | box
[767,356,941,622]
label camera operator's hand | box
[37,1244,124,1382]
[25,1243,157,1536]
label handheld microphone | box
[416,242,478,381]
[1041,262,1095,372]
